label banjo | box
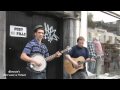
[27,46,71,73]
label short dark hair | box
[77,36,85,42]
[33,25,45,33]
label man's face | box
[77,40,84,47]
[35,29,44,41]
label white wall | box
[0,11,6,79]
[81,11,88,47]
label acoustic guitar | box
[64,56,88,75]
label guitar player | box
[65,36,95,79]
[20,25,62,79]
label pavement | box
[88,69,120,79]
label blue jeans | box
[71,70,88,79]
[88,61,96,74]
[26,67,46,79]
[95,55,104,76]
[30,71,46,79]
[63,69,71,79]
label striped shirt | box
[23,38,49,58]
[87,41,96,58]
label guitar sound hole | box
[72,64,74,68]
[77,61,81,65]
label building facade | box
[0,11,81,79]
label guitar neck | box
[60,49,67,54]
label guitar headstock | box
[60,46,72,54]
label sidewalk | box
[88,69,120,79]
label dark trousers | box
[104,62,110,73]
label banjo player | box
[20,25,62,79]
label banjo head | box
[29,54,47,72]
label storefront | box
[87,11,120,78]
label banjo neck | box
[45,47,71,61]
[45,53,57,61]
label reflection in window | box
[87,11,120,79]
